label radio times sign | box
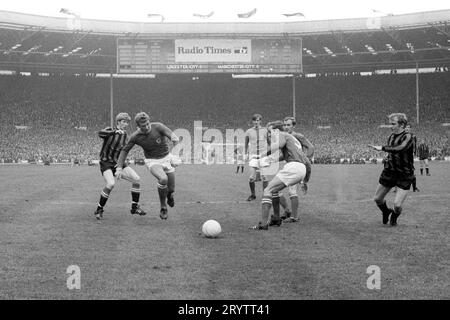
[175,39,252,63]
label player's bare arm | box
[116,138,136,178]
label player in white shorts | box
[116,112,180,220]
[244,114,269,201]
[250,121,311,230]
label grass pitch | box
[0,163,449,299]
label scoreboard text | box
[117,38,302,74]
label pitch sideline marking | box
[35,193,450,206]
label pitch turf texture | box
[1,163,449,299]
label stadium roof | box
[0,9,449,74]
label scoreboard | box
[117,38,302,74]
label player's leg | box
[240,165,244,173]
[251,177,287,230]
[269,191,282,226]
[373,183,393,225]
[279,192,291,220]
[425,159,430,176]
[166,171,175,207]
[121,166,147,216]
[419,160,424,175]
[95,169,115,219]
[412,174,419,192]
[284,184,299,222]
[390,176,412,226]
[149,164,169,219]
[390,188,409,226]
[247,165,257,201]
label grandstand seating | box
[0,72,449,163]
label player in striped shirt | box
[405,124,419,192]
[244,114,269,201]
[370,113,415,226]
[94,112,146,220]
[116,112,180,220]
[417,139,431,176]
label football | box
[202,220,222,238]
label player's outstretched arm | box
[381,134,412,153]
[116,138,136,172]
[98,127,114,139]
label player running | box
[281,116,315,222]
[94,112,146,220]
[370,113,415,226]
[116,112,180,220]
[250,121,312,230]
[244,114,269,201]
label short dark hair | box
[283,116,296,126]
[135,112,150,125]
[252,114,262,121]
[267,120,284,131]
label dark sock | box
[376,201,391,215]
[272,195,280,220]
[261,198,272,224]
[131,184,140,208]
[412,177,417,190]
[426,168,429,175]
[420,168,423,175]
[262,180,268,190]
[249,181,255,196]
[393,206,402,217]
[98,187,112,209]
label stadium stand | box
[0,72,449,163]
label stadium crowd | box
[0,72,449,164]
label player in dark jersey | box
[370,113,414,226]
[417,139,431,176]
[250,121,311,230]
[405,124,419,192]
[282,116,315,222]
[116,112,180,220]
[94,112,146,220]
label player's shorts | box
[248,155,262,168]
[144,154,175,173]
[379,169,415,190]
[276,162,306,187]
[100,161,127,175]
[237,160,245,165]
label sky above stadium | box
[1,0,449,22]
